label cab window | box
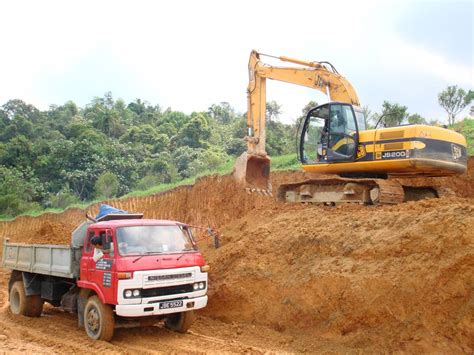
[327,104,358,159]
[85,231,95,254]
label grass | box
[0,153,299,221]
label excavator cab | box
[300,103,362,164]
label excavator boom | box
[234,50,360,192]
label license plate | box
[159,300,183,309]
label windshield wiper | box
[176,250,194,260]
[132,251,161,263]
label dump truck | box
[2,205,211,341]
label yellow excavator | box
[234,50,467,204]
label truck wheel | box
[84,296,115,341]
[165,310,195,333]
[9,281,43,317]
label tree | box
[266,101,282,122]
[48,190,80,209]
[464,90,474,106]
[85,93,125,138]
[361,105,374,128]
[172,146,199,178]
[0,166,44,216]
[208,102,235,124]
[301,100,318,118]
[188,149,228,176]
[176,113,211,148]
[0,99,43,123]
[94,172,119,198]
[378,101,408,127]
[407,113,427,125]
[438,85,471,125]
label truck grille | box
[147,273,192,281]
[142,284,194,298]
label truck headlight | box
[124,289,141,298]
[193,282,206,290]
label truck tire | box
[165,310,195,333]
[84,296,115,341]
[9,281,43,317]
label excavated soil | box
[0,158,473,353]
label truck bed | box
[2,240,81,279]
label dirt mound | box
[203,198,474,352]
[0,158,472,352]
[0,170,307,245]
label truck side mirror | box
[101,231,113,252]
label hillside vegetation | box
[0,94,297,218]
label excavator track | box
[277,178,411,205]
[371,179,405,204]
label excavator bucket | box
[233,152,271,193]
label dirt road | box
[0,270,305,354]
[0,158,472,353]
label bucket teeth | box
[244,187,273,197]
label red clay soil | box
[0,158,472,353]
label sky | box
[0,0,472,124]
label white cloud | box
[382,38,473,87]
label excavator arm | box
[234,50,360,191]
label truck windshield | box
[116,225,195,256]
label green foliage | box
[451,118,474,155]
[300,101,318,118]
[378,101,408,127]
[0,166,44,216]
[177,113,211,148]
[271,154,300,170]
[95,172,120,198]
[266,121,294,155]
[0,93,298,218]
[408,113,427,125]
[464,90,474,106]
[438,85,470,125]
[208,102,235,124]
[49,190,80,209]
[266,100,282,122]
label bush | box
[94,172,120,198]
[49,190,80,209]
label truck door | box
[80,230,96,281]
[86,229,116,303]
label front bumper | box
[115,295,208,317]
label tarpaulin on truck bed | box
[96,204,129,220]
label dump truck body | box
[3,242,80,278]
